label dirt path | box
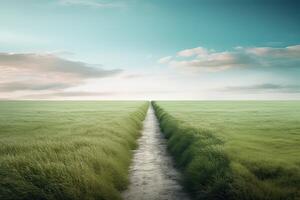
[122,105,190,200]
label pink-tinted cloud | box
[0,52,121,92]
[159,44,300,72]
[177,47,210,57]
[245,45,300,58]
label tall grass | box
[0,101,149,200]
[152,102,232,199]
[152,101,300,200]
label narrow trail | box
[122,105,190,200]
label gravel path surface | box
[122,105,190,200]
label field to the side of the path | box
[0,101,149,200]
[153,101,300,200]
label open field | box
[0,101,148,200]
[153,101,300,200]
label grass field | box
[0,101,149,200]
[153,101,300,200]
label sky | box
[0,0,300,100]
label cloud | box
[48,50,75,57]
[0,81,73,92]
[58,0,123,8]
[223,83,300,93]
[177,47,210,57]
[170,52,256,72]
[0,52,121,92]
[0,53,121,78]
[158,44,300,72]
[158,56,172,64]
[245,45,300,58]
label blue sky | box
[0,0,300,99]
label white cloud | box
[159,44,300,72]
[158,56,173,64]
[177,47,210,57]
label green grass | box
[152,101,300,200]
[0,101,149,200]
